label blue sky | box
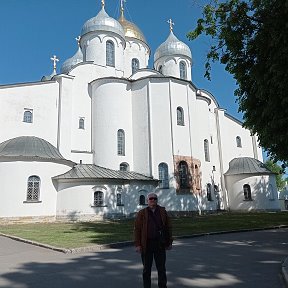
[0,0,240,119]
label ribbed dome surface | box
[81,7,125,38]
[61,47,83,74]
[224,157,273,175]
[0,136,64,161]
[154,31,192,62]
[118,14,147,44]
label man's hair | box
[147,192,157,199]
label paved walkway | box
[0,228,287,288]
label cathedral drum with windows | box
[0,1,280,223]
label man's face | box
[148,195,158,208]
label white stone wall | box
[225,174,280,210]
[56,180,157,219]
[131,79,151,176]
[154,56,192,81]
[216,109,262,174]
[91,79,133,170]
[0,81,59,147]
[123,40,149,77]
[0,161,71,218]
[81,33,125,77]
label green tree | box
[188,0,288,165]
[265,160,286,190]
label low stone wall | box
[0,216,56,225]
[0,210,227,224]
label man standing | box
[134,192,173,288]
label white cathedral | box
[0,1,280,223]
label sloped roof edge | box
[53,164,158,182]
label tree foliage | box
[265,159,286,190]
[188,0,288,165]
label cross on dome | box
[75,36,81,46]
[120,0,126,11]
[50,55,59,71]
[120,0,126,16]
[167,18,175,32]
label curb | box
[282,257,288,287]
[0,232,134,254]
[0,233,70,253]
[173,225,288,240]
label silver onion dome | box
[154,31,192,62]
[81,7,125,38]
[61,47,83,74]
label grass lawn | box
[0,212,287,249]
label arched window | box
[177,107,184,126]
[243,184,252,200]
[158,65,163,74]
[23,110,33,123]
[116,193,122,206]
[94,191,104,206]
[158,162,169,189]
[117,129,125,155]
[179,161,189,188]
[120,162,129,171]
[132,58,139,74]
[204,139,210,162]
[179,61,187,80]
[79,118,85,129]
[106,40,115,67]
[139,195,146,205]
[236,136,242,147]
[26,176,40,201]
[207,183,212,201]
[116,187,123,206]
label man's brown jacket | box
[134,205,173,252]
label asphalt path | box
[0,228,287,288]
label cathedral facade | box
[0,2,280,223]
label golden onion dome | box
[118,13,147,45]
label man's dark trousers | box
[141,240,167,288]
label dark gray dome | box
[0,136,65,161]
[224,157,273,176]
[41,70,56,82]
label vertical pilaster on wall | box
[147,82,153,177]
[55,75,74,159]
[186,84,193,159]
[215,108,229,210]
[168,79,175,158]
[251,135,259,160]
